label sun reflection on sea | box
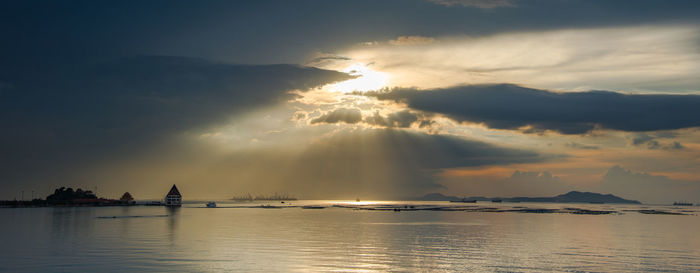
[332,200,386,206]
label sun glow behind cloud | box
[329,63,389,92]
[322,25,700,93]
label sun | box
[330,63,389,92]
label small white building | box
[164,184,182,207]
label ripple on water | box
[0,204,699,272]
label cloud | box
[310,108,363,124]
[6,1,700,76]
[388,36,436,46]
[291,111,308,121]
[428,0,515,9]
[305,53,353,67]
[327,25,700,92]
[364,110,422,128]
[0,55,350,189]
[565,142,599,150]
[629,134,685,150]
[309,108,430,129]
[370,84,700,134]
[600,166,700,204]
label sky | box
[1,0,699,203]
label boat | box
[491,199,502,203]
[206,202,217,208]
[673,202,693,206]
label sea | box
[1,201,699,272]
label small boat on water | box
[206,202,217,208]
[673,202,693,206]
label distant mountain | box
[506,191,641,204]
[419,191,641,204]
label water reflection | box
[166,207,179,245]
[50,207,95,244]
[1,203,699,272]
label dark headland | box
[1,187,139,207]
[417,191,641,204]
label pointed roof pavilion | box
[120,192,134,201]
[167,184,181,197]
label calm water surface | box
[1,201,699,272]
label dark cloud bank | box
[370,84,700,134]
[0,56,350,187]
[3,0,699,68]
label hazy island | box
[231,193,297,201]
[417,191,641,204]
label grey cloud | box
[4,0,700,73]
[371,84,700,134]
[419,120,436,128]
[668,141,685,150]
[291,111,308,121]
[630,134,685,150]
[312,108,432,128]
[310,108,363,124]
[631,134,656,146]
[364,110,421,128]
[6,0,700,75]
[305,54,353,66]
[565,142,599,150]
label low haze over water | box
[2,202,699,272]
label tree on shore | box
[46,187,98,203]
